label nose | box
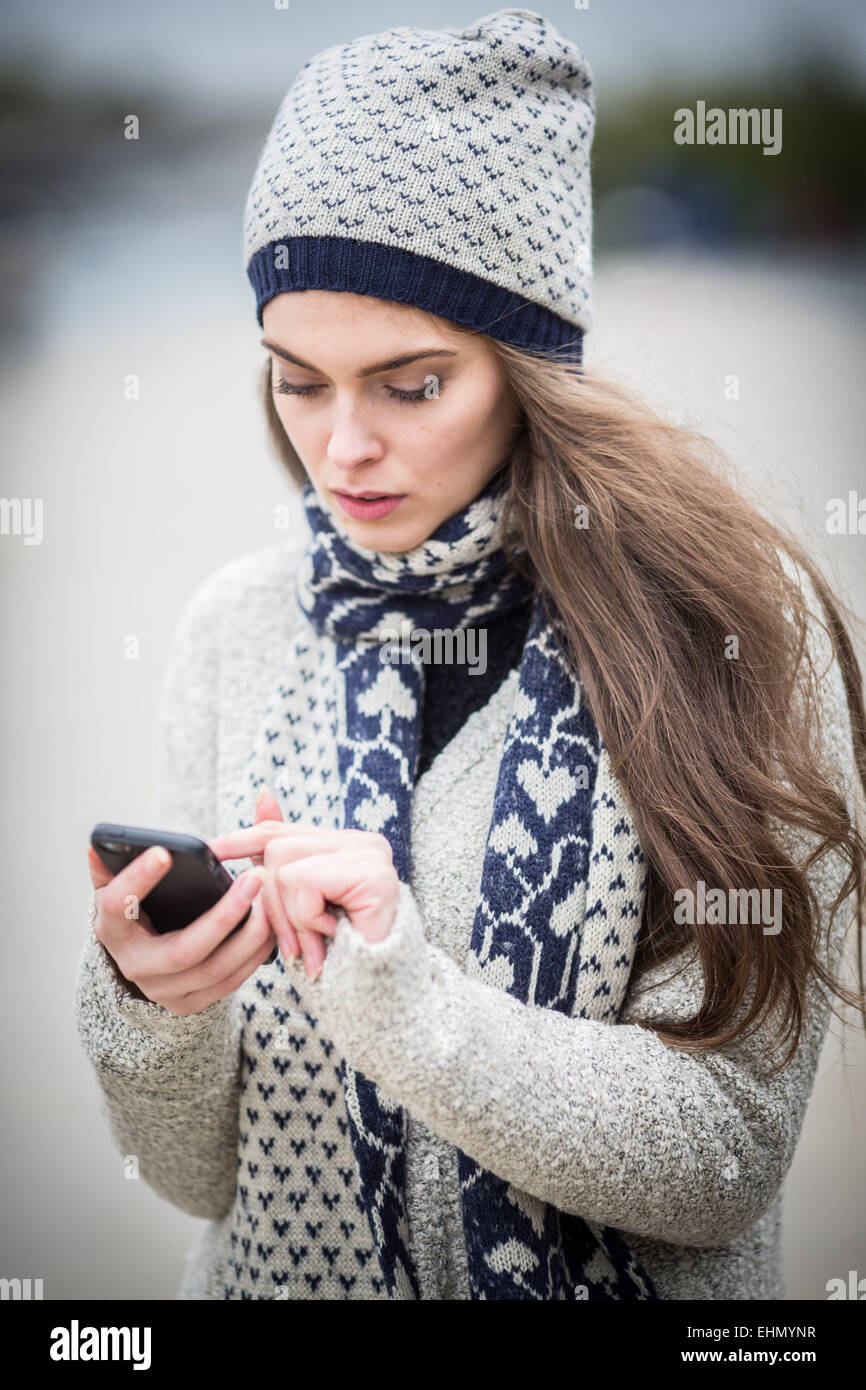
[325,404,385,473]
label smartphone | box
[90,822,278,965]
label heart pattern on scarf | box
[232,471,658,1301]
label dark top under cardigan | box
[415,594,535,781]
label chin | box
[340,518,428,554]
[324,496,423,545]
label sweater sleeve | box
[314,598,862,1250]
[74,570,243,1221]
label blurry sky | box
[4,0,866,112]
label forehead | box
[261,290,475,355]
[264,290,446,332]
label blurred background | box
[1,0,863,1300]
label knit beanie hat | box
[243,8,595,364]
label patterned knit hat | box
[243,8,595,363]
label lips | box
[334,490,396,499]
[333,490,406,520]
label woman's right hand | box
[87,844,274,1016]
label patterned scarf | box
[236,470,658,1301]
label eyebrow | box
[260,339,459,378]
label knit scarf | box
[236,470,658,1301]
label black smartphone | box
[90,822,278,965]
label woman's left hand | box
[207,799,399,979]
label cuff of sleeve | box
[316,879,436,1076]
[74,919,234,1077]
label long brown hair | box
[259,338,866,1076]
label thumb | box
[255,784,284,822]
[249,784,284,867]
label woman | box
[75,9,865,1300]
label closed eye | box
[272,379,318,397]
[271,379,443,404]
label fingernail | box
[150,846,170,868]
[256,785,272,806]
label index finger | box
[207,822,310,860]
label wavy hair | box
[259,335,866,1076]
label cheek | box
[423,392,500,460]
[273,400,319,453]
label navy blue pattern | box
[239,473,658,1300]
[243,9,595,360]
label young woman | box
[76,9,865,1301]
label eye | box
[272,377,320,397]
[270,374,445,403]
[385,383,445,403]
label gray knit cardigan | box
[74,535,861,1300]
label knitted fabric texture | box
[243,7,595,362]
[417,594,534,778]
[233,473,658,1300]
